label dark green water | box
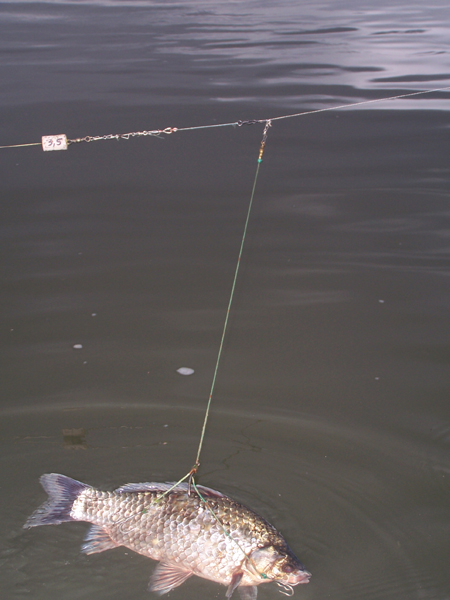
[1,2,450,599]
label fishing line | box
[1,86,449,151]
[190,119,272,480]
[149,121,271,501]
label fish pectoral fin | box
[81,524,119,555]
[149,562,193,595]
[238,586,258,600]
[226,572,244,599]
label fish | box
[24,473,311,599]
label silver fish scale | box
[71,486,278,585]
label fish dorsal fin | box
[174,482,229,499]
[191,483,228,499]
[239,586,258,600]
[81,524,119,555]
[148,562,193,595]
[116,482,176,494]
[116,481,227,499]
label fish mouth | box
[286,571,311,585]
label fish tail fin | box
[24,473,89,529]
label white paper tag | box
[41,134,68,151]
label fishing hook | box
[276,582,295,596]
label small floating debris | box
[62,428,87,449]
[177,367,194,376]
[73,344,83,349]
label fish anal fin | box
[149,562,193,595]
[239,586,258,600]
[226,572,244,599]
[81,524,119,555]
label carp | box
[24,473,310,598]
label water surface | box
[1,2,450,599]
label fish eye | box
[282,564,294,573]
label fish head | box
[248,545,311,587]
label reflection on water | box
[1,1,450,600]
[0,0,449,111]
